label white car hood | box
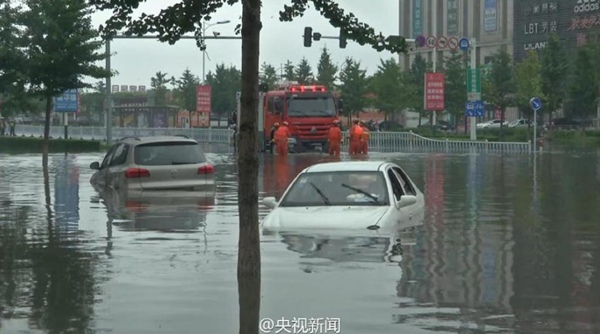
[261,205,391,231]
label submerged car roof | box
[118,135,198,144]
[304,161,388,173]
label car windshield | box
[279,171,389,207]
[134,141,206,166]
[287,96,336,118]
[508,119,521,126]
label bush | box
[547,130,600,146]
[0,135,101,153]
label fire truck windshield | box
[287,96,336,118]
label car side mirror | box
[262,196,277,209]
[90,161,100,170]
[399,195,417,207]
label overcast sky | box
[90,0,399,87]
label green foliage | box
[294,57,313,84]
[484,46,514,116]
[338,57,368,116]
[173,68,200,112]
[316,47,338,88]
[567,47,598,119]
[540,34,568,114]
[283,60,295,81]
[369,58,417,116]
[0,136,101,153]
[0,1,28,115]
[443,51,467,119]
[206,64,241,115]
[409,54,432,115]
[515,51,544,117]
[150,71,173,106]
[259,63,279,90]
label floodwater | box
[1,146,600,334]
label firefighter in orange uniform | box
[360,120,370,154]
[348,119,364,156]
[274,121,291,156]
[327,119,343,157]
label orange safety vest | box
[328,127,342,142]
[350,125,363,140]
[274,126,291,142]
[360,127,370,141]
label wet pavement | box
[1,147,600,334]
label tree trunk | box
[238,1,261,333]
[42,95,52,156]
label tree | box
[515,50,544,120]
[0,1,28,117]
[567,47,598,122]
[443,51,467,130]
[79,81,106,117]
[259,62,279,90]
[409,53,433,126]
[88,1,409,332]
[338,57,368,118]
[21,0,109,156]
[484,46,514,138]
[369,58,417,120]
[283,60,295,81]
[294,57,313,84]
[150,71,173,106]
[316,46,337,88]
[174,68,200,113]
[206,64,241,119]
[540,34,568,120]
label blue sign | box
[54,89,78,112]
[459,37,470,51]
[465,100,485,117]
[484,0,497,32]
[529,97,542,111]
[412,0,422,38]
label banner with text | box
[196,85,212,114]
[424,73,445,111]
[412,0,422,38]
[484,0,497,32]
[447,0,459,35]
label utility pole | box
[105,39,113,145]
[469,38,477,141]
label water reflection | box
[53,155,80,233]
[100,188,215,232]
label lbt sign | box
[574,0,600,13]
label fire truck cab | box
[261,81,340,152]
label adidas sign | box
[574,0,600,12]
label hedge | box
[0,135,102,153]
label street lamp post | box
[202,20,231,84]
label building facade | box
[398,0,515,70]
[513,0,600,61]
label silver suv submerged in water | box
[90,135,215,192]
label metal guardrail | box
[15,125,532,154]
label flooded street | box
[1,147,600,334]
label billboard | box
[424,73,445,111]
[513,0,599,61]
[412,0,422,38]
[484,0,498,32]
[196,85,212,114]
[447,0,459,35]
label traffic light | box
[339,29,347,49]
[303,27,313,47]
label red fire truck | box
[260,81,341,152]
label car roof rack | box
[119,136,141,141]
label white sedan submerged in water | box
[261,161,425,233]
